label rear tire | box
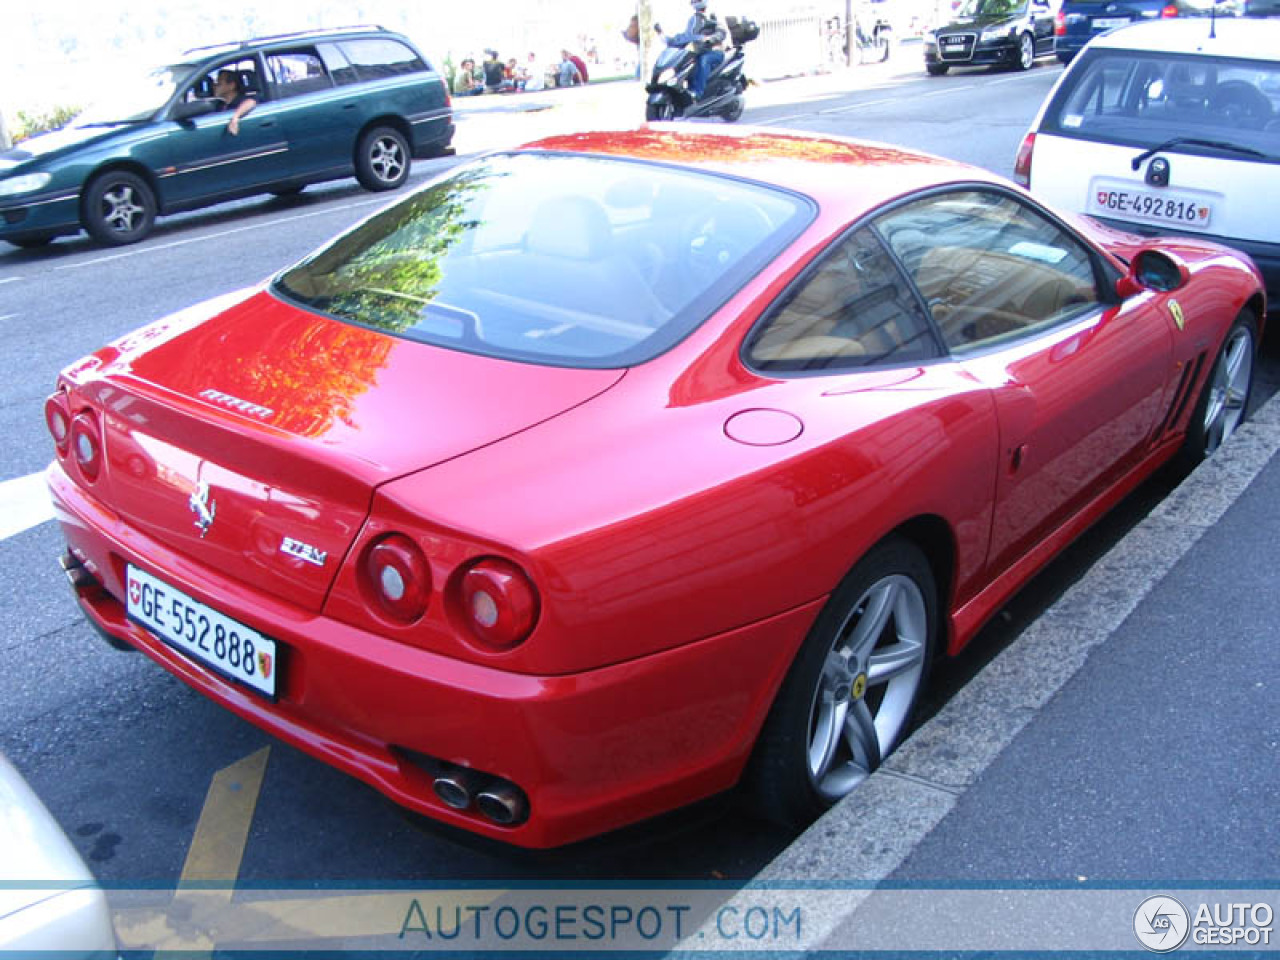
[720,96,744,122]
[746,537,937,828]
[355,126,410,192]
[1176,310,1256,470]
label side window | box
[317,43,359,86]
[746,227,937,372]
[264,49,332,99]
[875,190,1101,354]
[184,58,259,102]
[338,38,428,80]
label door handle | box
[342,103,357,110]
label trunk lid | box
[74,289,624,611]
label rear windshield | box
[1043,49,1280,160]
[273,153,811,368]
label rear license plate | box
[1088,182,1212,229]
[1093,16,1131,28]
[126,564,278,697]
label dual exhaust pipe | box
[432,765,529,826]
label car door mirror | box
[1116,249,1190,299]
[172,99,220,122]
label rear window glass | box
[1044,49,1280,159]
[273,153,811,368]
[338,38,428,79]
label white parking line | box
[53,197,387,272]
[0,277,21,285]
[0,315,15,323]
[0,470,55,541]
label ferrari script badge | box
[189,481,216,538]
[1169,299,1185,331]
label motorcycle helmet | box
[691,0,707,9]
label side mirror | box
[171,99,220,122]
[1116,248,1190,299]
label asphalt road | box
[2,54,1275,907]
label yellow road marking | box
[179,746,270,892]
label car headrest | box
[524,196,613,260]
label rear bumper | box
[49,461,817,848]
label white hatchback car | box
[1015,17,1280,305]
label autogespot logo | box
[1134,896,1191,953]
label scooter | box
[645,16,758,123]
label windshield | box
[1046,50,1280,158]
[273,152,811,368]
[75,64,190,125]
[954,0,1027,17]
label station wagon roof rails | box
[183,25,386,57]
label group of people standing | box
[452,49,590,96]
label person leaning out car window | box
[213,69,257,135]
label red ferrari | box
[46,127,1263,847]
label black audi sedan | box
[925,0,1058,74]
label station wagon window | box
[183,57,260,102]
[338,38,428,80]
[747,227,937,372]
[875,190,1101,353]
[264,49,332,98]
[1046,50,1280,156]
[317,43,359,86]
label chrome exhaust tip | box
[59,549,96,590]
[475,782,529,826]
[432,767,480,810]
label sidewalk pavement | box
[718,386,1280,947]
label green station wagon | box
[0,25,454,249]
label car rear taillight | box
[1014,132,1036,186]
[70,412,102,481]
[458,558,539,651]
[45,392,71,456]
[1055,10,1066,34]
[1161,3,1178,15]
[364,534,431,622]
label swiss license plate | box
[1088,183,1212,229]
[126,564,278,697]
[1092,16,1130,28]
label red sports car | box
[46,127,1263,847]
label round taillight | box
[45,394,71,455]
[365,534,431,622]
[459,559,539,651]
[70,412,102,481]
[1161,3,1178,15]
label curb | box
[696,385,1280,946]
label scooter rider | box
[664,0,726,98]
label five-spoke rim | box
[370,137,406,184]
[806,573,927,800]
[101,184,146,235]
[1204,326,1253,455]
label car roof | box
[1088,16,1280,58]
[517,126,1000,214]
[182,24,401,60]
